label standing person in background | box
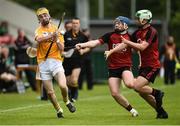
[35,7,76,118]
[107,10,168,119]
[78,28,94,90]
[160,36,179,85]
[76,16,139,117]
[14,29,36,91]
[63,17,89,102]
[64,20,72,32]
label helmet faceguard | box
[135,9,152,24]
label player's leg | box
[65,75,72,99]
[121,70,134,89]
[42,79,64,118]
[108,77,138,117]
[54,72,76,113]
[133,76,168,119]
[69,68,81,102]
[121,70,138,116]
[39,60,63,118]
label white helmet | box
[135,9,152,23]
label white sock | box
[57,108,63,113]
[65,100,70,105]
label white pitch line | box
[0,95,110,113]
[0,103,50,113]
[0,85,168,113]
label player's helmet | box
[114,16,130,25]
[135,9,152,23]
[36,7,49,16]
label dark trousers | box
[164,60,176,84]
[19,70,36,91]
[78,59,93,90]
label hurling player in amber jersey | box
[35,7,76,118]
[107,10,168,119]
[75,16,139,117]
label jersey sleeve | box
[145,28,157,44]
[34,28,41,41]
[98,32,113,44]
[131,30,138,43]
[58,33,64,44]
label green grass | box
[0,77,180,125]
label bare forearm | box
[81,40,101,48]
[111,43,127,53]
[125,40,144,51]
[36,34,53,43]
[56,41,64,51]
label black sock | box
[151,88,160,96]
[126,104,133,111]
[71,87,78,100]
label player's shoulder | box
[64,30,72,37]
[149,26,158,33]
[35,26,42,34]
[103,31,115,37]
[51,23,58,29]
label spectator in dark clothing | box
[0,46,17,93]
[78,29,94,90]
[160,36,179,85]
[14,29,36,91]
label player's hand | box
[79,49,84,55]
[52,31,58,39]
[104,50,112,60]
[121,36,128,44]
[137,39,143,43]
[75,43,82,50]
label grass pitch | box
[0,77,180,125]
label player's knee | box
[47,90,55,97]
[111,91,119,98]
[70,79,78,87]
[125,82,134,89]
[133,84,141,92]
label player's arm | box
[35,32,57,43]
[138,51,142,68]
[104,43,128,60]
[75,39,101,50]
[121,36,149,51]
[56,32,64,51]
[79,48,91,55]
[56,40,64,51]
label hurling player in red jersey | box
[75,16,138,117]
[106,10,168,119]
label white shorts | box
[39,58,64,80]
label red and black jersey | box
[132,26,160,68]
[99,32,132,69]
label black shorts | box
[63,58,81,76]
[108,66,131,78]
[139,67,160,83]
